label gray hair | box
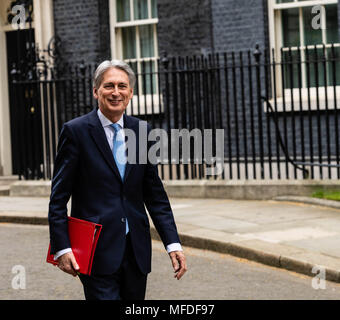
[93,60,136,89]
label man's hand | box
[57,251,80,277]
[169,251,187,280]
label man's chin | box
[108,102,122,107]
[100,106,126,118]
[105,103,123,110]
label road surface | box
[1,223,340,300]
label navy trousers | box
[79,233,147,300]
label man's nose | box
[112,86,120,95]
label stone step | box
[0,186,10,196]
[0,176,19,186]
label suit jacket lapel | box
[88,109,122,182]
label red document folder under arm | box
[46,216,102,275]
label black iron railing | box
[9,38,340,180]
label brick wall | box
[211,0,269,53]
[157,0,214,57]
[52,0,111,64]
[338,3,340,40]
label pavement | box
[1,194,340,283]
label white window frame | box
[109,0,161,115]
[267,0,340,112]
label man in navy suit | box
[48,60,187,300]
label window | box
[110,0,160,114]
[268,0,340,105]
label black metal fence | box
[9,42,340,180]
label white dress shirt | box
[54,109,182,260]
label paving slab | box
[1,196,340,283]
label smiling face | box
[93,67,133,123]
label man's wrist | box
[166,243,182,253]
[54,248,72,260]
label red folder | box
[46,216,102,275]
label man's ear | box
[129,88,133,100]
[93,87,98,99]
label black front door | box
[6,29,44,179]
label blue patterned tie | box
[111,123,129,234]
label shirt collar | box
[97,108,124,128]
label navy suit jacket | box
[48,108,180,275]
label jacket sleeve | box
[142,124,181,247]
[48,124,79,254]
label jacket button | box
[121,217,126,223]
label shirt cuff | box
[54,244,182,259]
[166,243,183,253]
[53,248,72,260]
